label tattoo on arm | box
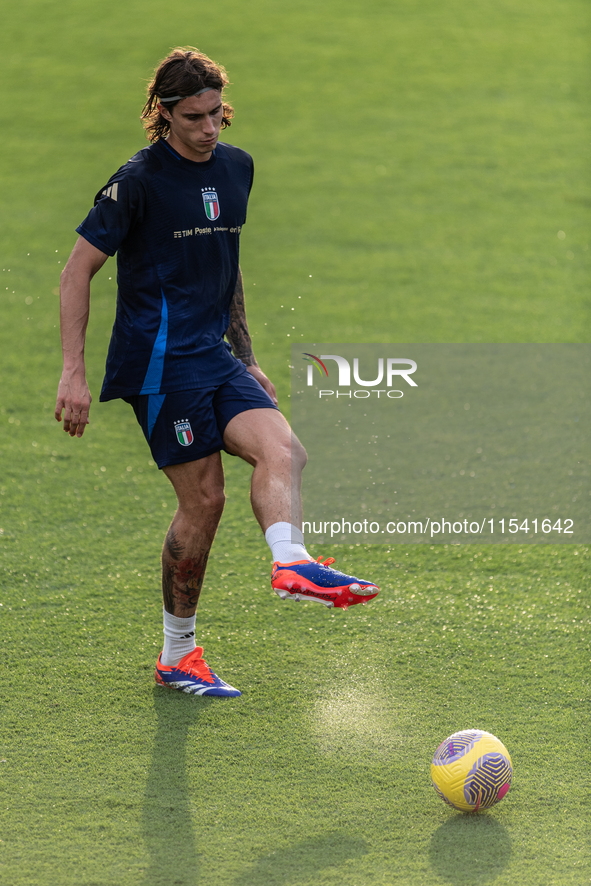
[226,267,257,366]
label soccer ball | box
[431,729,512,812]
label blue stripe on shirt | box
[140,291,168,394]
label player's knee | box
[270,436,306,473]
[203,486,226,517]
[185,485,225,521]
[291,436,307,471]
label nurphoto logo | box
[302,352,417,399]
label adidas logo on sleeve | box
[101,182,119,201]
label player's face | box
[159,91,224,162]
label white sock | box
[265,521,313,564]
[161,608,197,666]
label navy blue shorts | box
[124,366,277,468]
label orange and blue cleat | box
[271,556,379,609]
[155,647,241,697]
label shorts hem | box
[156,444,223,470]
[217,402,279,438]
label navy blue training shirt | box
[76,139,254,401]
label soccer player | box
[55,47,379,697]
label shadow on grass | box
[429,814,511,885]
[141,691,368,886]
[231,832,369,886]
[141,687,210,886]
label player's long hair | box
[141,47,234,142]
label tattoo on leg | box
[165,527,184,561]
[162,553,210,615]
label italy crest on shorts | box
[201,188,220,221]
[174,420,194,446]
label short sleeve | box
[76,172,146,257]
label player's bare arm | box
[226,267,255,365]
[55,236,109,437]
[226,267,278,405]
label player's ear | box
[157,102,173,122]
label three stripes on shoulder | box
[102,183,119,201]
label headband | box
[158,87,218,103]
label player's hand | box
[246,365,278,406]
[55,369,92,438]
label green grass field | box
[1,1,590,884]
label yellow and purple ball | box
[431,729,512,812]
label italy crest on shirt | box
[201,188,220,221]
[174,420,194,446]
